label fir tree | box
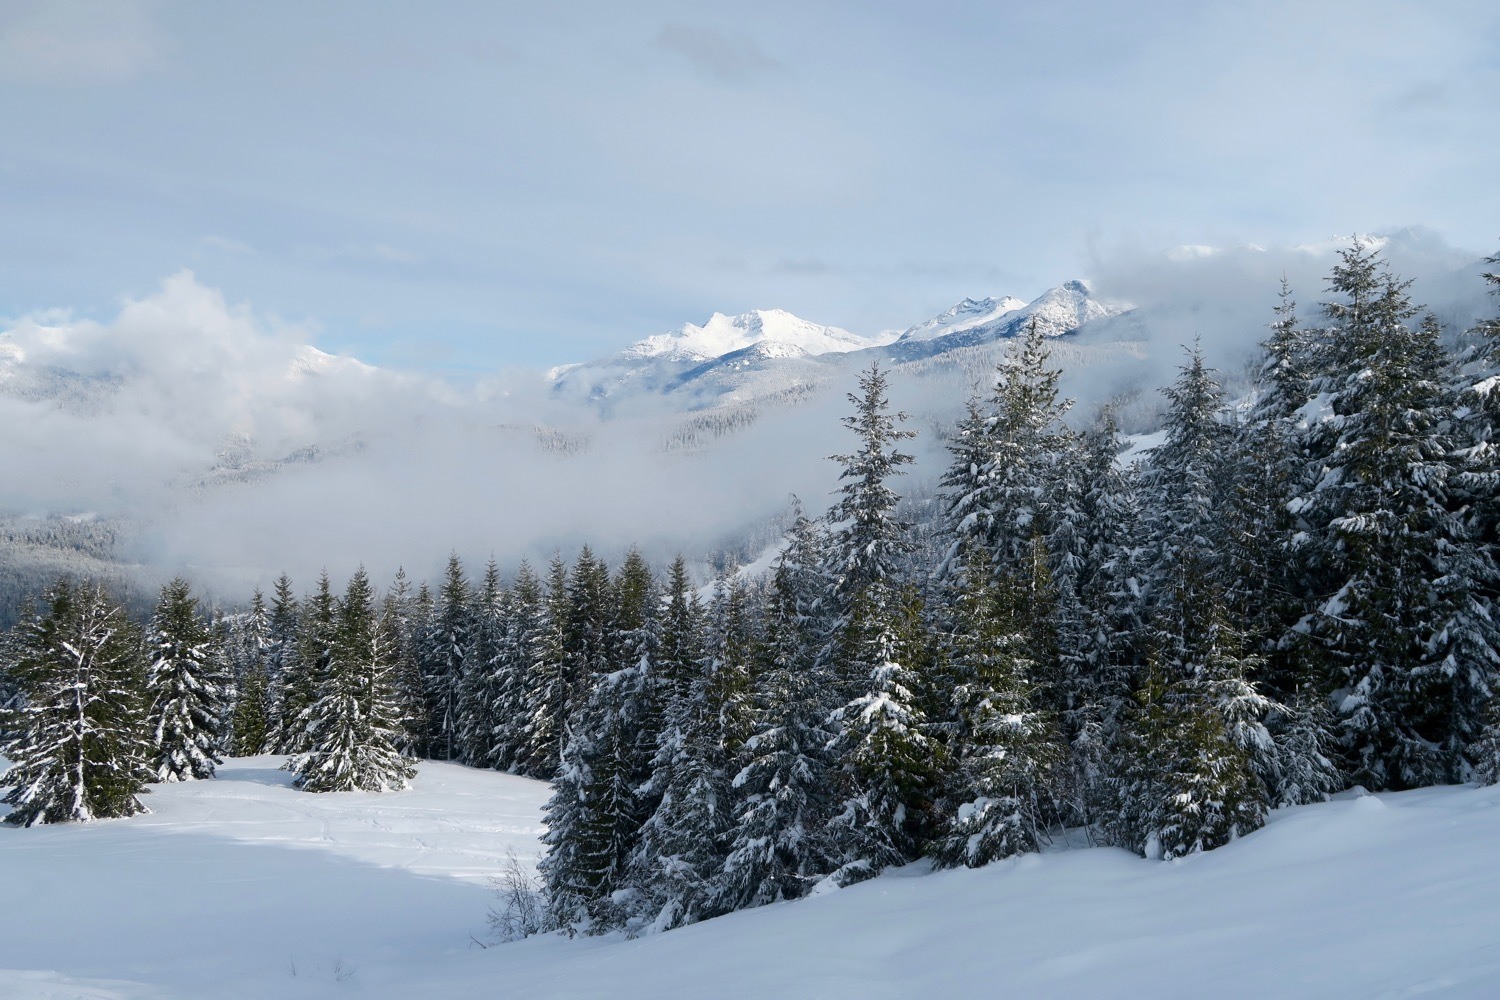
[458,558,507,767]
[2,581,154,825]
[145,578,228,782]
[717,515,838,910]
[229,589,272,756]
[1298,245,1492,787]
[930,564,1057,868]
[264,573,303,754]
[826,362,916,612]
[292,568,415,793]
[825,581,936,882]
[421,553,473,761]
[521,554,573,777]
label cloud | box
[0,0,163,86]
[652,23,780,84]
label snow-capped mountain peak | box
[626,309,883,362]
[897,295,1027,343]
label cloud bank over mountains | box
[1,229,1493,595]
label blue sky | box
[1,0,1496,371]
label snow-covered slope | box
[549,284,1128,413]
[627,309,885,361]
[897,295,1026,343]
[548,308,894,410]
[884,280,1128,363]
[3,757,1498,999]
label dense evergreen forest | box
[3,242,1497,938]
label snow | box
[896,282,1126,347]
[3,759,1499,998]
[625,309,888,362]
[897,296,1027,343]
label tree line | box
[1,241,1497,942]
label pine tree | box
[1102,658,1265,860]
[621,561,726,934]
[381,568,427,757]
[145,578,229,782]
[825,581,935,882]
[264,573,302,753]
[930,564,1057,868]
[717,515,838,911]
[826,362,916,612]
[229,589,272,756]
[1297,245,1492,787]
[521,554,573,777]
[420,554,473,761]
[292,568,415,793]
[502,560,553,776]
[458,558,507,768]
[2,581,154,825]
[281,572,336,758]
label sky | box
[2,0,1497,373]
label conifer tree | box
[264,573,302,753]
[718,513,838,910]
[1103,656,1265,860]
[458,558,507,767]
[281,572,336,757]
[621,560,726,934]
[381,568,427,757]
[930,565,1057,868]
[1298,245,1492,787]
[2,581,154,825]
[420,554,473,760]
[229,589,272,756]
[292,568,415,792]
[521,554,573,776]
[502,560,553,776]
[825,361,916,613]
[825,581,935,882]
[145,578,229,782]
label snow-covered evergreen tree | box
[2,581,154,825]
[292,568,415,793]
[825,361,916,614]
[717,511,838,910]
[419,554,473,761]
[457,558,507,768]
[1297,244,1494,787]
[145,578,228,782]
[265,573,303,753]
[825,580,935,882]
[229,589,272,756]
[930,564,1057,868]
[520,554,574,777]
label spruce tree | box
[292,568,415,792]
[718,515,838,910]
[264,573,303,754]
[825,580,935,882]
[2,581,154,825]
[458,558,507,768]
[1298,245,1491,787]
[145,578,229,782]
[930,565,1057,868]
[229,589,272,756]
[420,554,473,761]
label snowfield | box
[2,759,1499,999]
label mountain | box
[885,280,1126,362]
[549,282,1129,414]
[547,308,896,411]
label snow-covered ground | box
[3,759,1498,999]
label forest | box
[3,240,1497,940]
